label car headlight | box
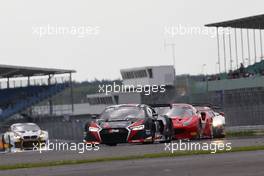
[40,131,47,138]
[183,121,190,126]
[130,125,145,131]
[89,127,100,132]
[13,133,21,139]
[213,119,223,127]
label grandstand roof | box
[120,65,174,72]
[205,14,264,29]
[0,64,76,78]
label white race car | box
[212,112,226,138]
[195,106,226,138]
[3,123,48,151]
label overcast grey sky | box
[0,0,263,81]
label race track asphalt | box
[0,137,264,176]
[1,150,264,176]
[1,137,264,165]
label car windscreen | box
[12,124,40,132]
[99,106,145,120]
[156,107,171,115]
[162,107,194,118]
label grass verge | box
[226,130,264,138]
[0,145,264,170]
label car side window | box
[146,108,153,117]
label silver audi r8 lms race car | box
[84,104,173,146]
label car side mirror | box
[219,112,225,116]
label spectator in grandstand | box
[232,70,240,79]
[227,70,234,79]
[239,63,245,77]
[261,69,264,76]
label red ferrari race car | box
[83,104,173,146]
[158,104,213,140]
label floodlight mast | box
[216,27,221,73]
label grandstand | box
[205,14,264,79]
[0,64,75,121]
[183,14,264,125]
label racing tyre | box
[143,122,155,144]
[163,118,173,143]
[1,135,5,151]
[7,135,11,152]
[209,124,214,139]
[213,128,226,138]
[193,121,202,140]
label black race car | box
[84,104,173,146]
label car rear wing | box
[148,104,172,108]
[148,104,173,116]
[192,103,223,111]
